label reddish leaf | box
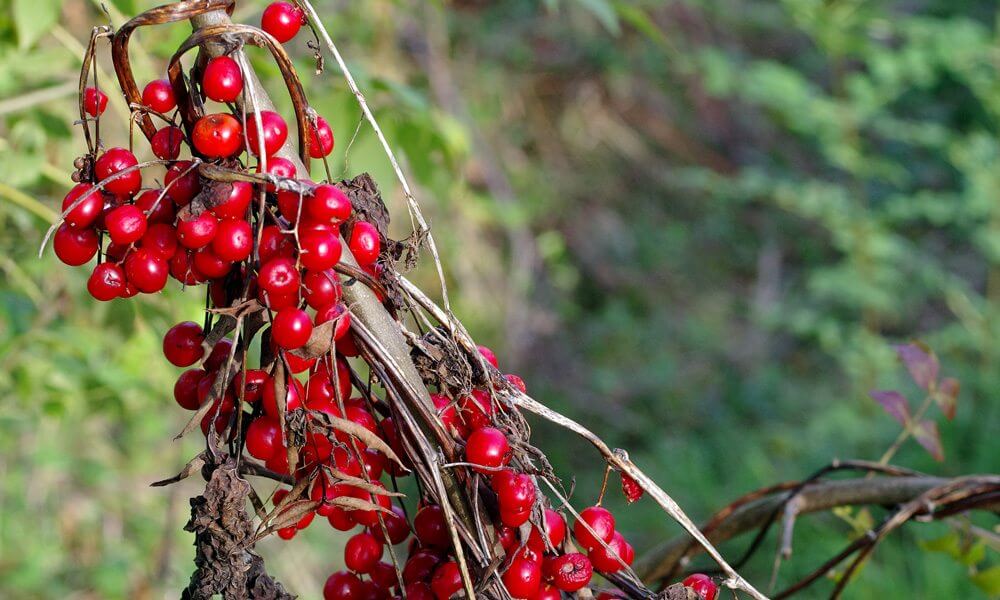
[621,472,644,504]
[894,343,939,390]
[869,390,911,427]
[913,420,944,462]
[934,377,960,420]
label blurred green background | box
[1,0,998,598]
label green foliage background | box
[0,0,997,598]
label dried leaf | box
[913,419,944,462]
[289,318,337,360]
[316,415,408,470]
[934,377,960,420]
[330,496,394,515]
[869,390,911,427]
[151,454,206,487]
[621,472,644,503]
[894,342,939,390]
[265,500,319,532]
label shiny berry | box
[164,160,201,205]
[345,532,383,574]
[682,574,718,600]
[87,262,126,301]
[324,570,363,600]
[465,426,510,473]
[192,113,242,158]
[202,56,243,103]
[369,504,410,545]
[459,389,494,431]
[503,549,542,599]
[306,184,351,224]
[162,322,205,367]
[298,228,342,271]
[211,218,253,262]
[151,126,184,160]
[478,344,499,368]
[62,183,103,229]
[546,553,592,592]
[309,116,335,158]
[210,181,253,219]
[53,224,98,266]
[105,204,147,245]
[83,87,108,117]
[141,223,179,260]
[258,257,300,295]
[177,211,218,249]
[174,369,205,410]
[262,378,305,417]
[430,561,462,600]
[245,110,287,157]
[142,79,176,113]
[574,506,616,551]
[414,505,450,549]
[348,220,379,266]
[245,417,281,460]
[125,248,168,293]
[302,269,342,309]
[261,2,305,43]
[95,147,141,196]
[272,308,313,350]
[193,247,232,279]
[493,470,536,519]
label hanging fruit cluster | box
[48,2,726,599]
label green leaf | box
[971,565,1000,596]
[13,0,59,49]
[575,0,620,35]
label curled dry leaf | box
[288,318,337,360]
[314,414,408,470]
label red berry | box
[174,369,205,410]
[245,417,281,460]
[95,147,141,197]
[492,469,536,515]
[193,247,232,279]
[259,225,295,263]
[192,113,242,159]
[573,506,615,551]
[151,126,184,160]
[298,228,342,271]
[587,531,633,573]
[62,183,103,229]
[348,220,380,266]
[345,532,384,574]
[403,550,441,585]
[370,561,397,592]
[256,156,297,192]
[211,218,253,262]
[177,211,218,249]
[306,184,351,223]
[87,262,126,301]
[430,393,463,438]
[245,110,288,157]
[141,223,179,260]
[430,561,462,600]
[459,389,494,431]
[528,508,566,552]
[478,344,499,368]
[83,87,108,117]
[405,582,435,600]
[202,56,244,103]
[164,160,201,205]
[324,570,363,600]
[258,257,300,295]
[315,302,351,341]
[545,553,592,592]
[169,250,200,285]
[505,373,528,394]
[465,426,510,472]
[142,79,176,113]
[369,504,410,545]
[234,369,269,404]
[53,224,98,266]
[125,248,168,293]
[302,269,342,309]
[503,548,542,599]
[414,505,450,549]
[261,2,305,43]
[162,322,205,367]
[210,181,253,219]
[272,308,313,350]
[262,377,305,417]
[205,339,234,372]
[533,584,562,600]
[309,116,335,158]
[105,204,147,245]
[682,574,718,600]
[353,483,392,528]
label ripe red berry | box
[682,574,718,600]
[324,570,363,600]
[62,183,103,229]
[210,181,253,219]
[430,393,463,438]
[298,228,342,271]
[162,322,205,367]
[314,302,351,340]
[305,184,351,223]
[53,224,98,266]
[202,56,244,103]
[173,369,205,410]
[492,470,537,519]
[348,220,380,266]
[369,504,410,545]
[87,262,126,301]
[141,223,179,260]
[587,530,631,573]
[177,211,218,249]
[272,308,313,350]
[151,126,184,160]
[309,116,335,158]
[193,247,232,279]
[164,160,201,205]
[353,483,392,528]
[234,369,269,404]
[256,156,297,192]
[574,506,616,551]
[430,561,462,600]
[465,426,510,472]
[301,269,341,309]
[95,147,142,197]
[192,113,242,159]
[370,561,397,592]
[258,257,300,295]
[545,553,593,592]
[105,204,148,245]
[528,508,566,551]
[478,344,499,368]
[459,389,495,431]
[204,339,234,372]
[534,584,562,600]
[83,86,108,117]
[502,548,542,599]
[403,550,441,585]
[125,248,168,293]
[142,79,176,113]
[344,532,383,574]
[505,373,528,394]
[245,110,288,157]
[414,505,450,549]
[262,377,305,417]
[261,2,305,43]
[211,219,253,262]
[245,417,281,460]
